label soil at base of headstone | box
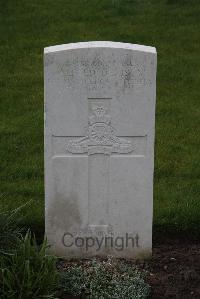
[136,232,200,299]
[58,233,200,299]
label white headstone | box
[44,41,157,258]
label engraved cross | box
[53,98,147,234]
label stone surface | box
[44,41,157,258]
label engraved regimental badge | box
[66,105,134,155]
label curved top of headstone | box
[44,41,156,54]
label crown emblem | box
[89,105,111,125]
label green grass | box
[0,231,57,299]
[0,0,200,236]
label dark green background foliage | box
[0,0,200,234]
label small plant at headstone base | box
[58,257,150,299]
[0,231,58,299]
[0,201,32,253]
[58,265,86,297]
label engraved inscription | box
[121,54,147,88]
[55,52,152,91]
[44,54,55,67]
[66,104,134,155]
[83,56,109,91]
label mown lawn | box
[0,0,200,236]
